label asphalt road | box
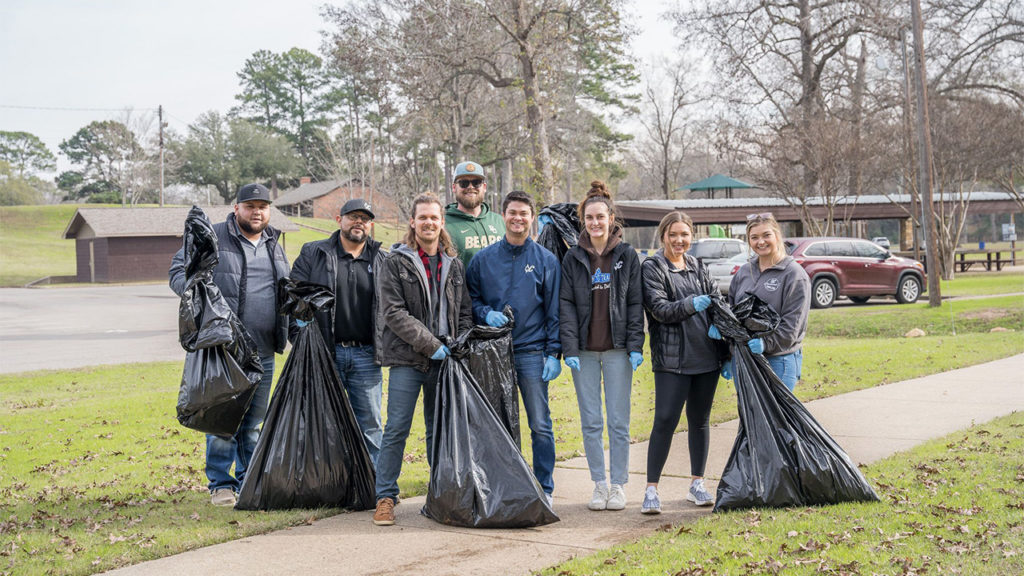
[0,284,184,374]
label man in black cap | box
[169,183,291,507]
[291,198,386,465]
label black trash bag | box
[421,333,559,528]
[236,280,376,511]
[537,202,580,263]
[462,306,520,448]
[176,206,262,437]
[710,295,879,512]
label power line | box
[0,104,160,112]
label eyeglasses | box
[746,212,774,221]
[457,179,484,189]
[344,213,372,223]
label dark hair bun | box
[587,180,610,198]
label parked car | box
[785,237,926,308]
[707,251,751,295]
[871,236,891,249]
[688,238,747,266]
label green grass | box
[543,411,1024,576]
[807,295,1024,338]
[0,204,80,286]
[278,216,404,264]
[941,270,1024,297]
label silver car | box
[707,251,751,295]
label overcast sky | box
[0,0,675,175]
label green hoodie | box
[444,202,506,268]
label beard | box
[237,217,268,236]
[457,190,483,211]
[341,226,367,244]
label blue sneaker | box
[641,486,661,514]
[686,479,714,507]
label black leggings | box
[646,370,719,482]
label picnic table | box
[954,249,1018,272]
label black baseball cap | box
[340,198,375,219]
[237,183,272,204]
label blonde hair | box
[577,180,617,226]
[656,211,694,246]
[746,214,786,259]
[404,192,457,257]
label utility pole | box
[158,105,165,207]
[910,0,941,306]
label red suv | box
[785,237,927,308]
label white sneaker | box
[606,484,626,511]
[686,479,714,507]
[210,488,236,507]
[588,482,609,511]
[641,486,661,514]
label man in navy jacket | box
[466,190,561,505]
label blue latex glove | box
[431,345,450,360]
[629,351,644,372]
[747,338,764,354]
[692,295,711,312]
[721,360,733,381]
[295,319,309,328]
[538,214,553,233]
[708,325,722,340]
[542,355,561,381]
[565,356,581,371]
[485,310,509,327]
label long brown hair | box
[577,180,618,228]
[403,192,457,257]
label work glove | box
[565,356,581,371]
[707,325,722,340]
[629,351,644,372]
[692,295,711,312]
[747,338,764,355]
[485,310,510,327]
[295,319,309,328]
[431,345,450,361]
[721,361,733,381]
[538,214,553,233]
[542,355,561,381]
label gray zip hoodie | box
[728,255,811,357]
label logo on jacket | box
[524,264,535,273]
[488,224,498,234]
[367,264,373,274]
[764,277,781,292]
[592,268,610,285]
[614,261,623,271]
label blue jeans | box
[514,350,556,495]
[335,344,383,466]
[206,354,274,492]
[571,349,632,486]
[374,363,440,501]
[767,349,803,391]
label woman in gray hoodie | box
[714,213,811,391]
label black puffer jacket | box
[289,231,386,348]
[558,241,645,358]
[376,244,473,371]
[169,213,290,354]
[641,250,725,374]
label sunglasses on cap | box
[746,212,774,221]
[457,179,484,189]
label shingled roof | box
[62,205,300,239]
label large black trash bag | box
[463,306,520,448]
[176,206,262,437]
[421,332,559,528]
[537,202,580,263]
[710,295,879,512]
[236,279,376,511]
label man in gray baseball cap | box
[445,160,505,267]
[290,197,386,465]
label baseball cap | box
[237,183,272,204]
[340,198,375,219]
[453,161,485,182]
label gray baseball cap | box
[453,161,485,182]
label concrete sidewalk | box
[104,354,1024,576]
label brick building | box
[274,178,403,221]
